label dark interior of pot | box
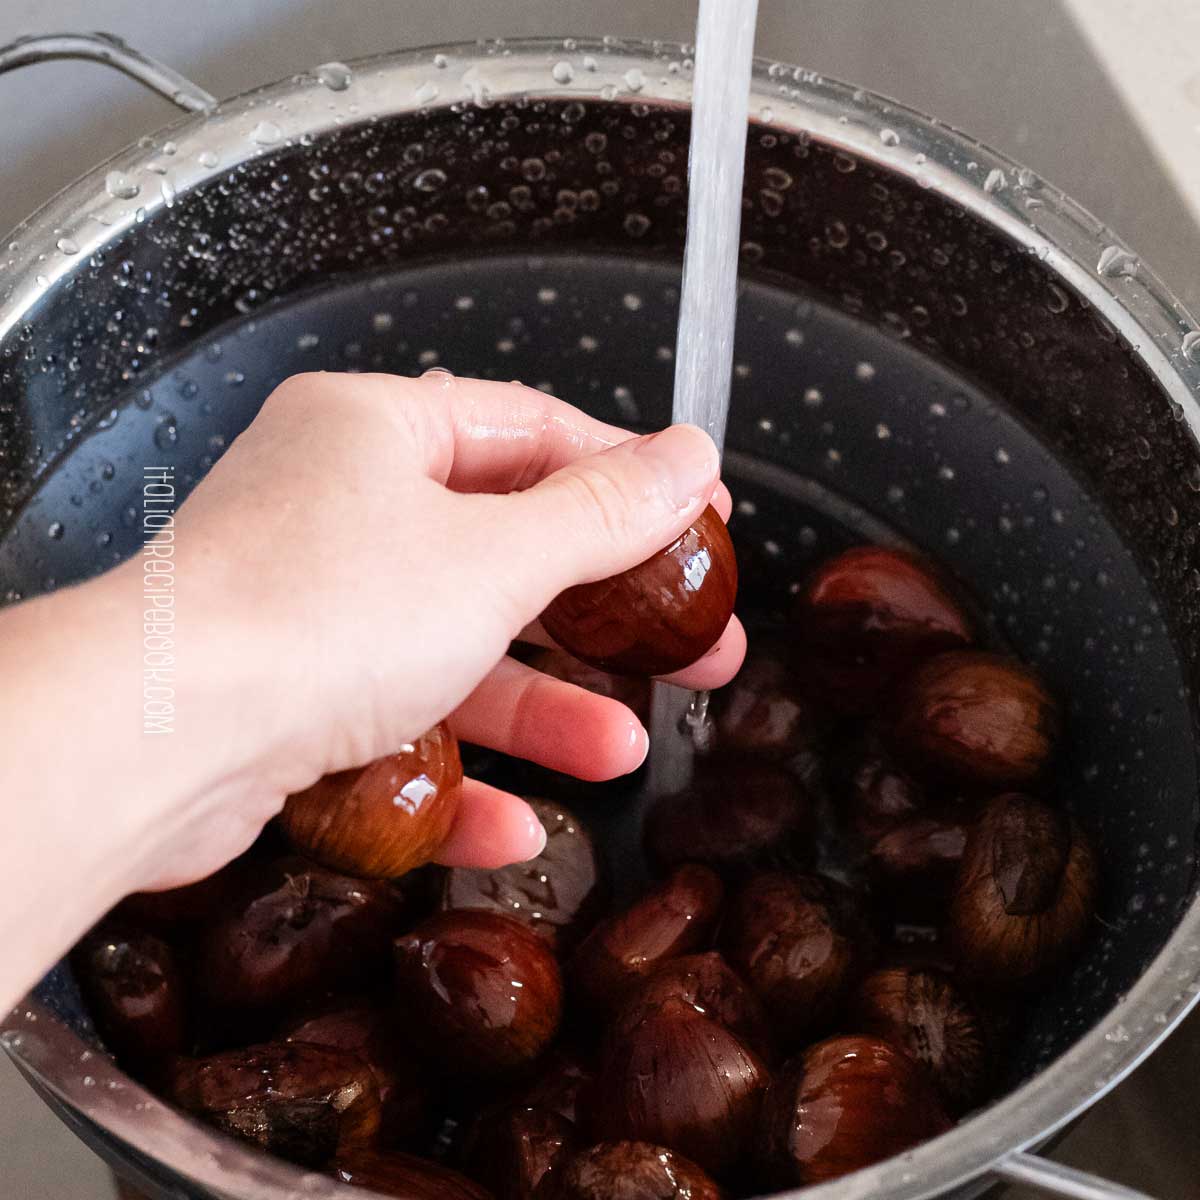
[3,94,1199,1105]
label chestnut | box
[948,794,1098,986]
[830,725,929,841]
[721,873,871,1045]
[197,857,401,1015]
[114,861,250,930]
[711,647,825,761]
[394,910,563,1075]
[612,952,773,1063]
[334,1149,494,1199]
[852,966,990,1111]
[796,546,973,714]
[551,1141,725,1200]
[169,1041,380,1167]
[72,924,185,1073]
[531,648,652,725]
[571,864,724,1012]
[441,798,605,954]
[755,1035,949,1186]
[281,723,463,878]
[463,1104,577,1200]
[541,505,737,677]
[590,1009,767,1176]
[514,1052,593,1124]
[892,651,1060,788]
[643,760,812,877]
[867,814,970,914]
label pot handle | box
[0,32,216,113]
[994,1150,1156,1200]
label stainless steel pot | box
[1,32,1199,1200]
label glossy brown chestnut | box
[643,760,812,877]
[394,910,563,1075]
[591,1009,767,1175]
[796,546,973,714]
[463,1104,577,1200]
[893,651,1060,788]
[948,794,1098,986]
[541,505,737,678]
[611,952,774,1063]
[711,647,825,761]
[514,1052,593,1125]
[441,798,605,954]
[831,725,929,841]
[334,1149,494,1199]
[721,873,870,1044]
[281,723,463,878]
[550,1141,725,1200]
[197,857,401,1014]
[72,924,185,1072]
[169,1041,380,1167]
[114,862,249,930]
[755,1035,950,1187]
[852,966,990,1111]
[867,814,970,913]
[571,864,724,1012]
[531,648,653,725]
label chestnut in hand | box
[867,814,970,914]
[948,794,1098,987]
[755,1035,949,1187]
[711,647,825,761]
[852,966,990,1111]
[281,723,463,878]
[541,505,737,677]
[441,798,605,954]
[169,1041,380,1167]
[590,1010,767,1176]
[551,1141,725,1200]
[394,910,563,1075]
[892,652,1060,788]
[796,546,973,714]
[463,1104,576,1200]
[198,858,401,1015]
[572,864,724,1012]
[334,1149,494,1199]
[643,761,812,878]
[531,649,652,725]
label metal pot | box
[1,31,1199,1200]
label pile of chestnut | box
[74,536,1099,1199]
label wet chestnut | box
[612,952,773,1063]
[72,924,185,1073]
[197,857,401,1014]
[867,814,970,914]
[721,873,870,1045]
[281,723,463,878]
[591,1010,767,1176]
[551,1141,725,1200]
[756,1035,950,1187]
[796,546,973,714]
[464,1104,577,1200]
[830,725,929,841]
[394,910,562,1075]
[571,864,724,1012]
[893,651,1060,788]
[711,647,825,761]
[948,794,1098,986]
[334,1149,494,1199]
[541,504,737,677]
[441,798,605,954]
[169,1041,380,1167]
[643,760,812,877]
[514,1052,593,1124]
[531,648,653,725]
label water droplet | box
[413,168,447,192]
[415,81,439,105]
[433,53,449,69]
[622,293,643,312]
[624,68,645,93]
[159,178,176,208]
[104,171,140,200]
[1045,283,1070,314]
[552,61,575,85]
[154,415,178,451]
[879,128,900,147]
[537,287,558,304]
[579,335,599,352]
[1181,330,1200,363]
[994,447,1011,466]
[855,361,876,382]
[875,423,891,440]
[56,237,78,255]
[1097,245,1139,278]
[418,349,440,367]
[250,120,283,146]
[785,328,804,347]
[197,150,218,168]
[803,387,822,408]
[316,61,353,91]
[47,521,64,540]
[983,168,1006,194]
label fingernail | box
[632,423,719,511]
[631,721,650,769]
[524,816,548,861]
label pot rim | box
[2,34,1200,1200]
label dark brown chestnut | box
[830,725,929,841]
[852,966,990,1111]
[643,760,812,877]
[463,1104,577,1200]
[197,857,401,1015]
[721,873,870,1045]
[796,546,973,714]
[394,910,563,1075]
[948,794,1098,986]
[281,723,463,878]
[72,924,185,1073]
[867,814,970,914]
[114,861,250,930]
[571,864,724,1012]
[755,1035,950,1187]
[169,1041,380,1167]
[893,651,1060,788]
[711,647,825,761]
[514,1052,593,1125]
[551,1141,725,1200]
[590,1009,767,1175]
[441,798,605,954]
[531,648,653,725]
[541,505,737,678]
[334,1149,494,1199]
[611,952,773,1063]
